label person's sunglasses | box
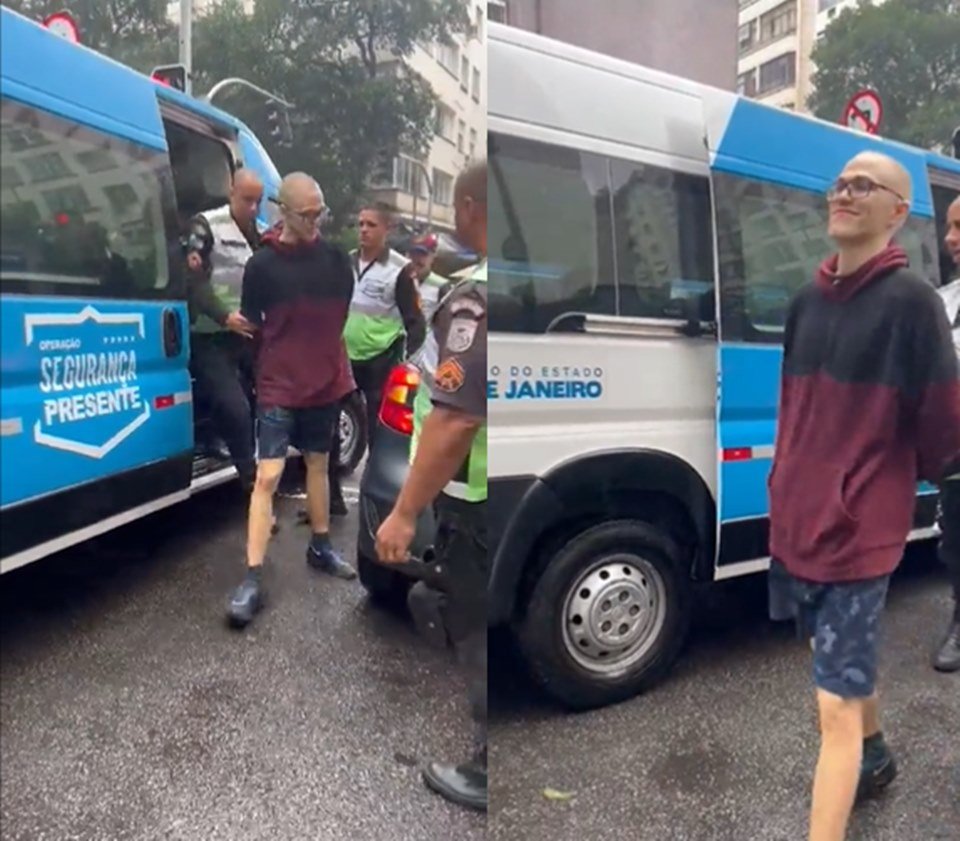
[826,175,906,203]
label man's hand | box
[376,508,417,564]
[225,311,256,338]
[186,251,203,273]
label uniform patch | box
[451,297,485,318]
[446,316,478,353]
[435,358,466,393]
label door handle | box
[162,307,182,358]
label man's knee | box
[816,690,865,740]
[253,459,285,495]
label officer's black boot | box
[932,611,960,673]
[227,567,263,628]
[422,747,487,812]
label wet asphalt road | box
[0,476,485,841]
[488,544,960,841]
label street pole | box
[179,0,193,95]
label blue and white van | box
[0,7,281,573]
[487,22,960,708]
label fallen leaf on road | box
[542,787,574,801]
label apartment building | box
[371,2,487,233]
[737,0,885,113]
[491,0,737,89]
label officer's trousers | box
[351,338,404,453]
[433,494,487,759]
[941,479,960,614]
[190,332,256,485]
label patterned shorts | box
[769,559,890,699]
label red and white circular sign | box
[43,11,80,43]
[843,89,883,135]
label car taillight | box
[379,363,420,436]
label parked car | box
[356,362,436,606]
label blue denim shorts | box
[256,404,338,459]
[769,559,890,699]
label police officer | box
[186,168,263,491]
[344,202,426,453]
[375,161,488,812]
[934,193,960,673]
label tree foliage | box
[808,0,960,150]
[3,0,177,70]
[4,0,470,227]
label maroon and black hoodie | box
[769,245,960,583]
[240,227,355,409]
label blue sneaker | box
[856,734,897,803]
[306,544,356,580]
[227,572,263,628]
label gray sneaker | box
[306,545,356,580]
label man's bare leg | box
[861,693,880,739]
[809,690,863,841]
[247,458,285,568]
[303,450,356,579]
[303,451,330,535]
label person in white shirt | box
[934,194,960,673]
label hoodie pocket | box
[770,463,858,561]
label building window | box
[433,168,454,206]
[818,0,843,10]
[436,42,459,76]
[758,52,796,94]
[760,1,798,42]
[472,67,481,102]
[475,6,485,39]
[487,132,715,334]
[0,98,176,297]
[458,119,466,153]
[737,70,758,97]
[469,127,478,159]
[460,56,470,91]
[488,1,507,24]
[394,156,428,198]
[435,104,456,142]
[738,20,757,54]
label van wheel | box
[517,519,692,710]
[337,393,366,476]
[358,551,410,610]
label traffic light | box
[151,64,187,92]
[265,99,293,146]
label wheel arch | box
[489,448,717,626]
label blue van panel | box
[0,8,166,148]
[717,346,780,521]
[714,99,935,218]
[0,297,192,509]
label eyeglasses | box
[277,201,326,225]
[826,175,906,203]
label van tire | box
[337,392,366,476]
[516,519,692,710]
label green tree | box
[2,0,178,71]
[808,0,960,150]
[192,0,469,228]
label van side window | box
[0,98,178,299]
[162,119,234,220]
[489,133,616,334]
[714,173,931,343]
[488,132,716,333]
[610,160,714,321]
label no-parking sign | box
[843,90,883,135]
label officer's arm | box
[393,292,486,519]
[395,264,427,355]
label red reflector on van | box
[722,447,752,462]
[154,395,175,409]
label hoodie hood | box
[816,244,909,302]
[260,223,320,257]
